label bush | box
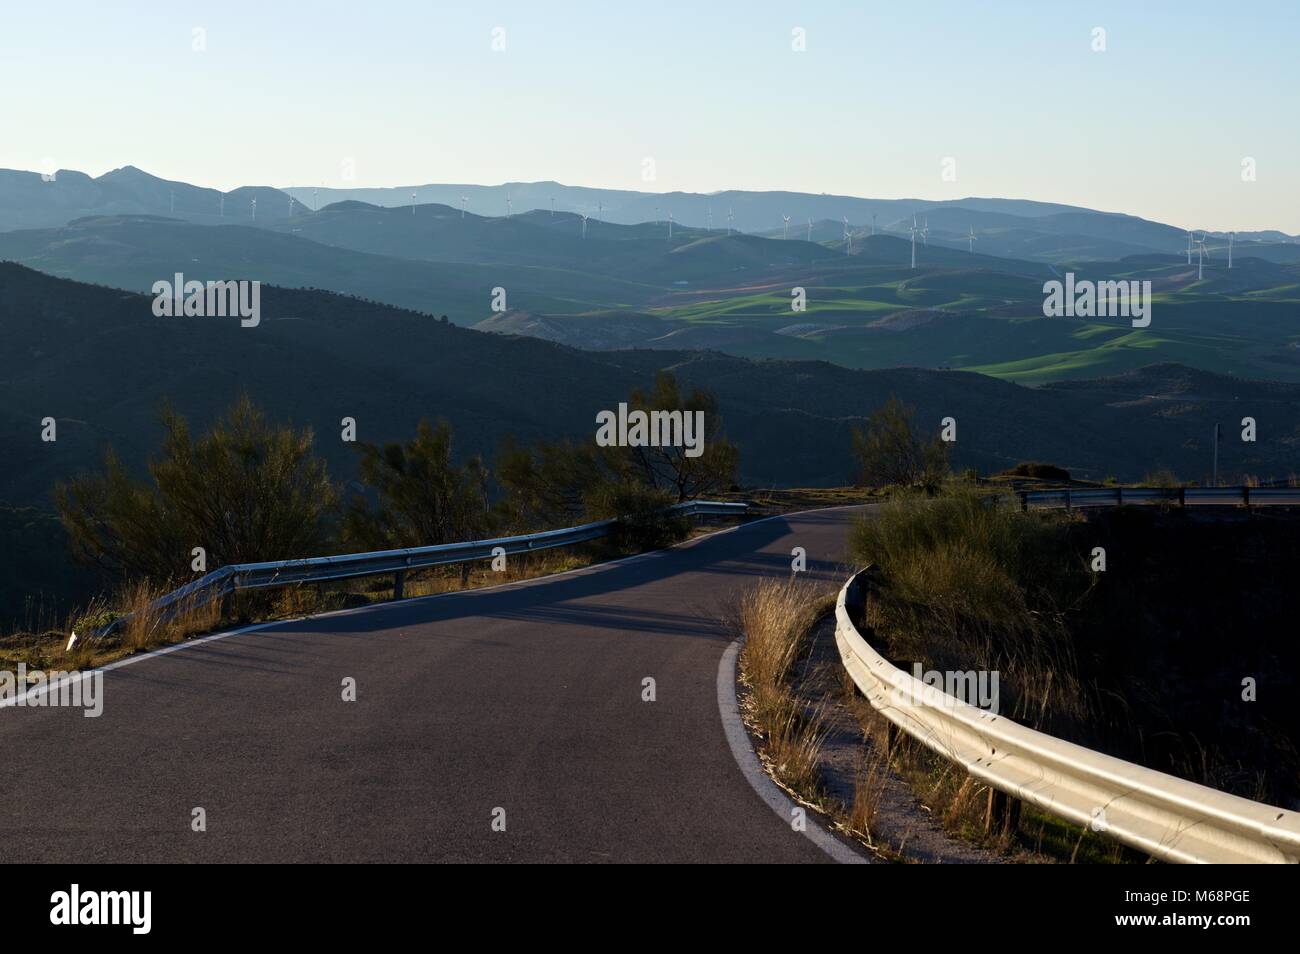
[56,396,336,583]
[496,370,739,534]
[586,481,689,550]
[848,487,1092,727]
[1000,461,1071,482]
[1140,469,1184,488]
[851,395,949,491]
[343,418,492,549]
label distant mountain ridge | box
[4,166,1296,265]
[0,165,294,231]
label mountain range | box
[3,202,1297,386]
[6,165,1297,263]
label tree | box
[343,419,492,550]
[851,395,949,491]
[497,371,739,533]
[495,436,614,530]
[624,371,739,502]
[56,397,336,582]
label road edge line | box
[716,640,869,864]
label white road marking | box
[715,640,869,864]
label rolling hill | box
[3,263,1298,518]
[0,165,294,231]
[4,211,1297,386]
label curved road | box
[1,508,866,863]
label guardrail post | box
[393,570,405,599]
[985,787,1021,837]
[1116,487,1123,506]
[1178,487,1186,507]
[1244,487,1250,509]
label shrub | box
[585,481,689,550]
[1000,461,1071,482]
[343,418,492,549]
[851,395,949,491]
[56,396,336,583]
[848,487,1092,727]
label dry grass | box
[850,488,1092,729]
[844,747,891,843]
[735,578,829,727]
[730,578,902,847]
[838,627,1139,863]
[732,579,834,794]
[1,578,224,673]
[115,581,221,654]
[760,696,829,793]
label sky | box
[3,0,1298,232]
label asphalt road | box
[1,508,865,863]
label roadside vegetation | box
[731,577,896,857]
[3,371,740,670]
[836,404,1300,852]
[850,395,949,493]
[730,574,1096,863]
[733,394,1293,862]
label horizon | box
[5,161,1294,238]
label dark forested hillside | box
[4,263,1297,517]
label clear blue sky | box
[3,0,1297,231]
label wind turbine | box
[598,200,603,220]
[726,208,734,235]
[1195,232,1210,281]
[707,206,712,232]
[219,194,225,218]
[506,194,513,218]
[288,195,295,216]
[1228,231,1235,269]
[782,214,791,240]
[411,191,417,216]
[967,225,978,253]
[581,213,588,239]
[460,195,468,219]
[312,186,318,211]
[806,218,813,241]
[668,211,673,239]
[654,203,660,225]
[909,216,928,268]
[1186,230,1194,265]
[871,213,877,236]
[251,197,257,222]
[550,196,555,216]
[843,217,852,255]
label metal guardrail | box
[101,500,747,635]
[834,569,1300,863]
[1018,485,1300,510]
